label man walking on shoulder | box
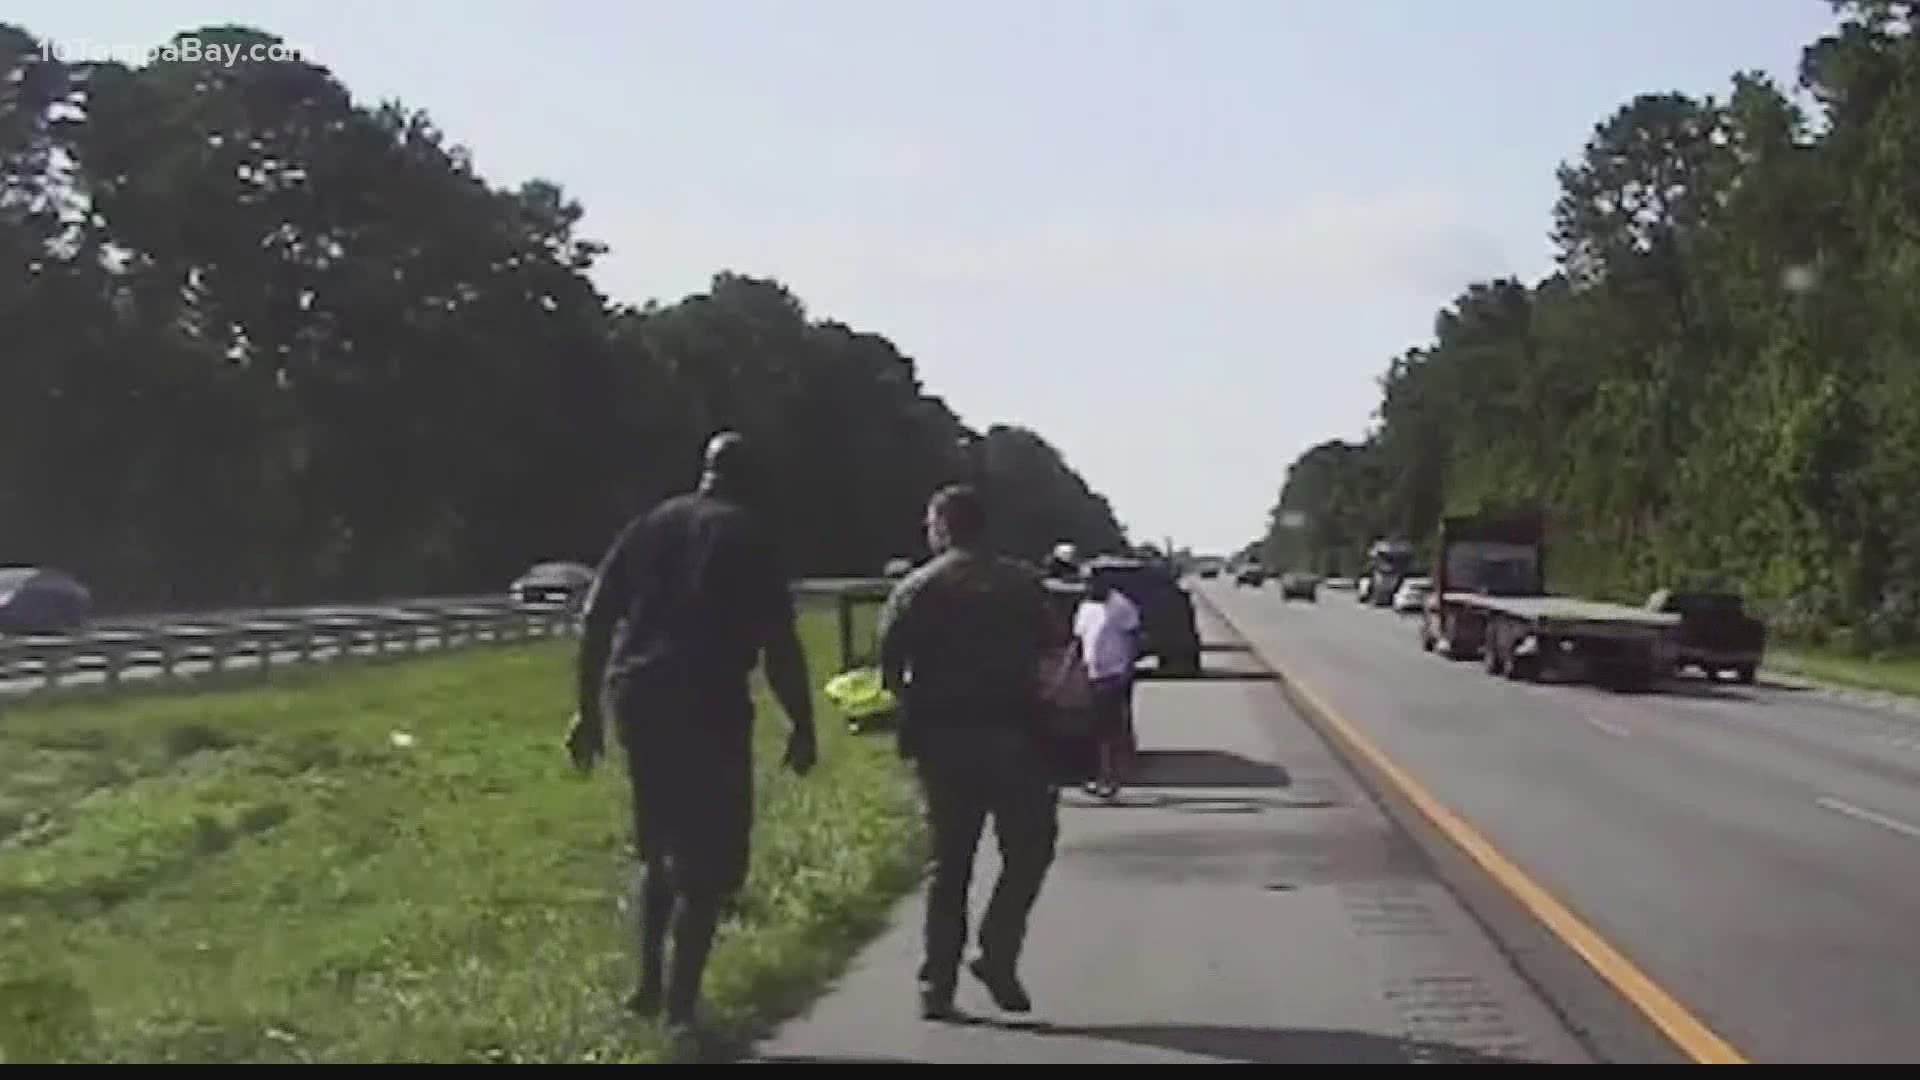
[566,431,817,1042]
[878,484,1065,1021]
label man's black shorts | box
[615,679,756,900]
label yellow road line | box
[1279,669,1748,1064]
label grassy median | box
[0,604,925,1063]
[1767,647,1920,702]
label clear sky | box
[20,1,1843,552]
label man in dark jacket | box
[567,431,817,1039]
[877,484,1065,1020]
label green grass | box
[0,605,927,1064]
[1767,647,1920,701]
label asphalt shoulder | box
[750,602,1591,1063]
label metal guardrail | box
[0,580,896,701]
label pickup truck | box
[1646,589,1766,684]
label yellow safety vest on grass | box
[823,666,897,721]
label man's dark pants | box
[911,725,1059,999]
[614,674,755,1024]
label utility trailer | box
[1417,510,1679,689]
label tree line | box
[1262,0,1920,651]
[0,23,1126,612]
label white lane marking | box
[1576,710,1631,738]
[1816,797,1920,840]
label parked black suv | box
[1084,555,1203,677]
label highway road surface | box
[1204,581,1920,1064]
[760,602,1588,1063]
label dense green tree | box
[0,22,1123,611]
[1262,2,1920,648]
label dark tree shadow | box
[1200,642,1254,654]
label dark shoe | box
[625,984,663,1017]
[968,958,1033,1013]
[662,1017,722,1063]
[919,984,960,1022]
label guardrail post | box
[837,594,855,673]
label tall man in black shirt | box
[567,431,817,1035]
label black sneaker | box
[625,985,663,1016]
[919,983,960,1022]
[968,958,1032,1013]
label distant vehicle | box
[1085,554,1202,677]
[1364,539,1416,607]
[510,561,596,611]
[1280,572,1318,601]
[0,566,92,635]
[1046,542,1082,582]
[1392,577,1432,613]
[1648,589,1765,684]
[1235,564,1268,587]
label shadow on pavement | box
[1654,679,1758,701]
[1032,1023,1536,1064]
[756,1025,1534,1064]
[1126,749,1289,789]
[1066,793,1271,814]
[1148,668,1277,683]
[1200,641,1254,654]
[1585,679,1752,701]
[756,1053,923,1063]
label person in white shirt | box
[1073,570,1141,798]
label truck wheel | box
[1484,639,1506,676]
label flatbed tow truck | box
[1418,510,1679,689]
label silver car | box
[510,561,597,611]
[1392,577,1434,614]
[0,566,92,635]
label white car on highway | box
[1392,577,1433,614]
